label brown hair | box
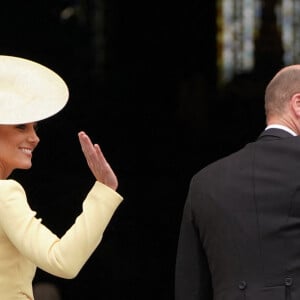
[265,65,300,118]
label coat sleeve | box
[0,179,123,279]
[175,182,213,300]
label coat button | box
[238,280,247,290]
[285,277,293,287]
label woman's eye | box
[15,123,38,131]
[16,124,26,130]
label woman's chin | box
[18,163,32,170]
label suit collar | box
[265,124,297,136]
[258,128,295,141]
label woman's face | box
[0,123,40,178]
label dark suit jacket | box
[175,128,300,300]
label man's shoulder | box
[199,144,249,171]
[190,142,256,187]
[192,135,300,181]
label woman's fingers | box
[78,131,118,190]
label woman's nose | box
[28,129,40,145]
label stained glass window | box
[217,0,261,84]
[217,0,300,85]
[277,0,300,65]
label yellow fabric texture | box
[0,179,123,299]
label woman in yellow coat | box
[0,55,123,299]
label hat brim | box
[0,55,69,124]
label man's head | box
[265,65,300,134]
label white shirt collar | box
[265,124,297,136]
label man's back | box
[176,128,300,300]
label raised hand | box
[78,131,118,190]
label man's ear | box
[291,93,300,117]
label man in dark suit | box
[175,64,300,300]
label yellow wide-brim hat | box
[0,55,69,124]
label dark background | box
[0,1,283,299]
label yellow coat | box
[0,179,123,299]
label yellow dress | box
[0,179,123,299]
